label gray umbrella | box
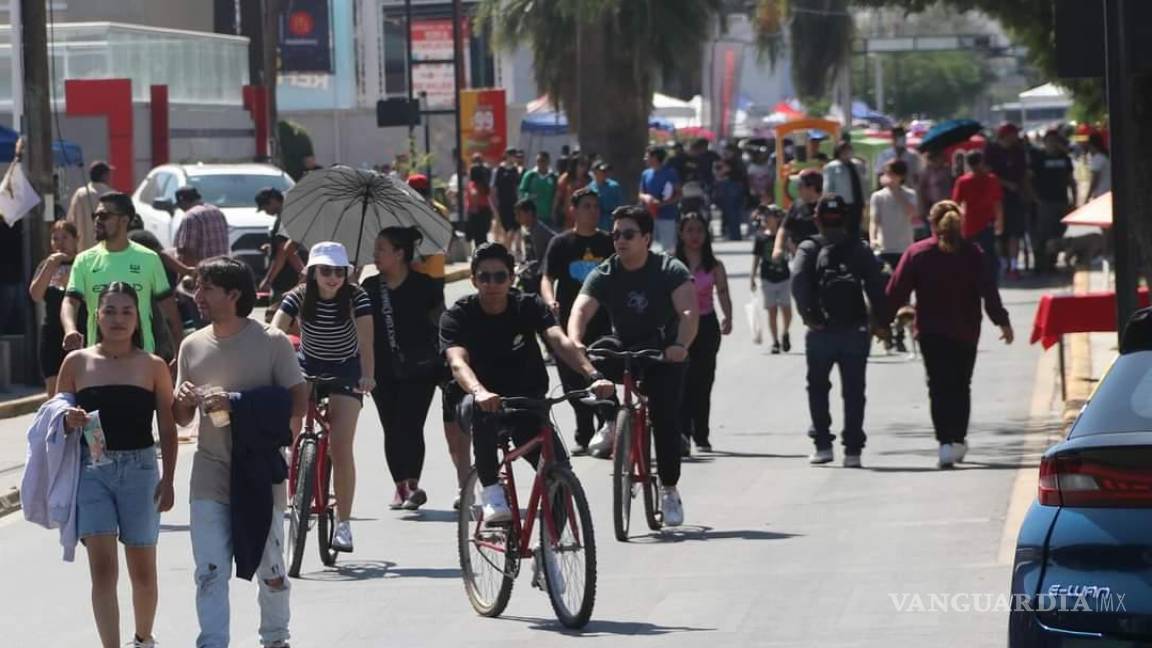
[279,165,454,266]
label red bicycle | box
[457,389,602,628]
[588,348,665,542]
[286,375,339,577]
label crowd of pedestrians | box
[14,122,1068,646]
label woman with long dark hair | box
[675,212,732,453]
[555,154,591,229]
[29,220,80,395]
[886,200,1015,468]
[55,282,177,648]
[272,241,374,551]
[361,226,444,510]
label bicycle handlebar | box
[500,389,615,414]
[587,348,665,363]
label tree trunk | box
[565,13,649,201]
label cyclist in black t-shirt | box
[441,243,613,522]
[541,187,616,453]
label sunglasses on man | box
[476,270,509,285]
[92,210,123,222]
[611,229,641,241]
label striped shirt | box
[279,285,373,362]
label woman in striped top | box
[272,241,374,552]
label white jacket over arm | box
[21,393,81,561]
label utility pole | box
[1104,0,1138,334]
[20,0,52,383]
[262,0,281,164]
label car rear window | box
[1071,351,1152,437]
[188,173,292,208]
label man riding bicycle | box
[567,205,698,526]
[441,243,613,522]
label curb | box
[445,265,470,283]
[0,393,47,421]
[1060,270,1095,426]
[0,487,18,518]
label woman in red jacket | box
[885,200,1015,469]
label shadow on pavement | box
[705,450,808,459]
[865,461,1035,473]
[502,615,716,636]
[633,525,800,544]
[301,560,397,582]
[159,523,190,533]
[400,508,457,523]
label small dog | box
[893,305,918,359]
[1046,232,1106,269]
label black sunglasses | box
[92,210,122,222]
[316,266,347,278]
[611,229,641,241]
[476,270,510,285]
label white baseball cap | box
[306,241,352,269]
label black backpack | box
[812,236,866,326]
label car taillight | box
[1038,454,1152,507]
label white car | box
[132,163,295,275]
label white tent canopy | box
[652,92,701,128]
[1019,82,1072,109]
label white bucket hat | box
[306,241,352,269]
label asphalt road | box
[0,241,1059,647]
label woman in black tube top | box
[56,282,177,648]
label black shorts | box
[441,380,463,424]
[498,207,517,233]
[39,327,64,379]
[1001,194,1028,239]
[302,355,363,404]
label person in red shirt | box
[951,150,1004,282]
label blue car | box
[1010,334,1152,645]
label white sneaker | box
[588,422,616,458]
[938,443,955,469]
[531,547,566,594]
[661,487,684,527]
[809,448,834,464]
[127,637,157,648]
[842,453,863,469]
[951,441,968,463]
[332,520,354,552]
[480,484,512,524]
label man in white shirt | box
[65,160,114,251]
[822,142,868,237]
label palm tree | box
[753,0,855,107]
[477,0,721,197]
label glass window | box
[382,14,408,96]
[186,173,292,208]
[137,175,161,203]
[1071,352,1152,437]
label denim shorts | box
[300,354,363,403]
[76,446,161,547]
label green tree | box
[478,0,721,196]
[754,0,856,106]
[853,51,994,119]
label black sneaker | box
[570,443,589,457]
[680,435,692,457]
[696,442,712,453]
[781,333,791,353]
[895,339,908,354]
[771,341,781,355]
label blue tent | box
[0,125,84,167]
[520,111,569,136]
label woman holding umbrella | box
[272,241,375,553]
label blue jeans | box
[191,499,290,648]
[805,327,871,452]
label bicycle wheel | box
[539,466,597,629]
[317,456,338,567]
[287,439,317,578]
[457,469,517,618]
[642,416,662,531]
[611,408,634,542]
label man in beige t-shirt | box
[174,257,305,648]
[66,161,114,251]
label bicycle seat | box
[587,348,665,365]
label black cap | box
[593,161,612,172]
[815,194,848,227]
[174,185,201,203]
[255,187,284,210]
